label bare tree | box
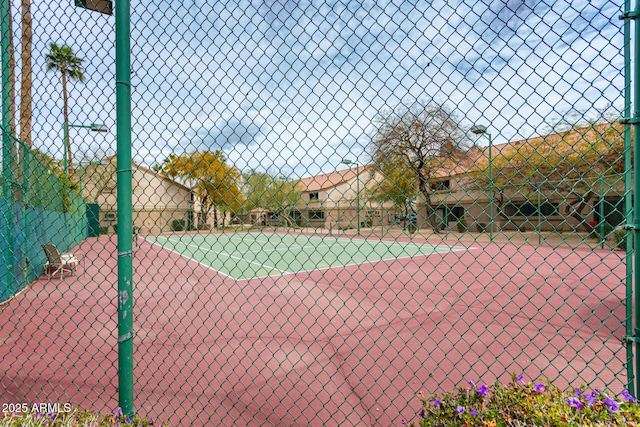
[370,100,469,230]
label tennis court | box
[143,231,468,280]
[2,233,628,426]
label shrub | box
[401,375,640,427]
[0,407,165,426]
[614,229,631,251]
[590,221,614,241]
[171,219,186,231]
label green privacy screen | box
[0,133,86,301]
[0,0,635,426]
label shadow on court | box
[0,233,628,426]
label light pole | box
[342,159,360,235]
[63,122,108,175]
[471,125,493,242]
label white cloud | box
[2,0,625,178]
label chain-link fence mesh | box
[0,0,633,426]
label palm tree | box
[19,0,32,148]
[45,43,85,175]
[6,0,17,141]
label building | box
[289,123,627,234]
[294,165,395,229]
[79,157,196,234]
[425,123,627,233]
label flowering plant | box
[401,375,640,426]
[0,407,164,427]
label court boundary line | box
[223,231,443,251]
[140,236,236,280]
[144,233,474,282]
[212,231,461,258]
[235,245,475,282]
[147,235,296,278]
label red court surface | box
[0,233,628,426]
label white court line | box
[141,237,234,280]
[235,245,471,282]
[220,232,455,256]
[149,234,472,281]
[159,236,294,276]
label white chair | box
[42,244,79,278]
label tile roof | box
[297,165,366,191]
[435,122,624,178]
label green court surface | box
[143,232,466,280]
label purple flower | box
[622,391,637,403]
[432,398,442,408]
[468,380,476,387]
[604,396,620,414]
[114,407,123,417]
[419,408,426,418]
[126,415,132,423]
[456,406,465,414]
[401,419,408,425]
[567,397,584,409]
[533,383,546,393]
[585,392,598,406]
[516,375,525,385]
[469,407,479,416]
[477,384,488,397]
[574,388,583,396]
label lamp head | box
[470,125,488,135]
[89,124,109,133]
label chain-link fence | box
[0,0,634,425]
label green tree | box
[241,170,302,227]
[370,162,417,219]
[156,151,243,228]
[27,148,77,212]
[31,147,63,176]
[370,100,468,230]
[46,43,85,175]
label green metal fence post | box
[600,175,605,249]
[22,140,28,282]
[63,122,69,176]
[1,0,13,297]
[623,0,635,396]
[537,183,541,245]
[115,0,134,416]
[630,0,640,397]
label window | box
[430,180,450,191]
[309,192,319,200]
[309,210,324,220]
[445,206,464,222]
[505,202,559,217]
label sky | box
[3,0,626,178]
